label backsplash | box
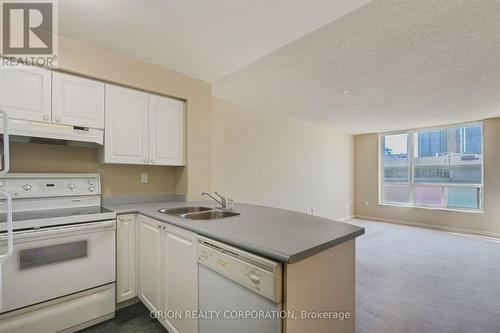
[9,142,181,196]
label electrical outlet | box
[141,173,148,184]
[364,201,369,206]
[306,207,315,214]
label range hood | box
[4,118,104,145]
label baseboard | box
[116,297,141,310]
[353,215,500,239]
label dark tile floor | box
[77,302,167,333]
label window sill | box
[378,202,484,214]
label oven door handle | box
[0,189,13,263]
[6,220,116,242]
[0,109,10,177]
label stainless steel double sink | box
[158,206,240,220]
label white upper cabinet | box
[0,67,51,122]
[52,72,105,129]
[103,84,149,164]
[149,95,185,166]
[101,85,186,166]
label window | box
[380,123,483,211]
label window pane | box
[383,185,411,204]
[414,186,444,207]
[383,133,409,183]
[414,125,482,184]
[447,187,480,209]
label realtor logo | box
[1,0,58,66]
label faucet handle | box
[215,191,234,210]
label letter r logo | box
[2,1,53,55]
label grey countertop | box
[104,200,364,264]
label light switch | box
[141,173,148,184]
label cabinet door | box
[0,67,51,122]
[137,216,162,312]
[52,72,105,129]
[104,84,149,164]
[163,225,198,333]
[148,95,185,166]
[116,214,137,303]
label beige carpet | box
[349,219,500,333]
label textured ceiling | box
[213,0,500,134]
[58,0,369,82]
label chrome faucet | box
[201,191,233,210]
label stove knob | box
[23,184,32,191]
[0,181,4,187]
[67,183,75,190]
[88,180,95,185]
[88,185,96,192]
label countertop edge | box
[286,228,365,264]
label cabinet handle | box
[55,117,60,123]
[151,160,155,164]
[249,273,261,285]
[43,115,49,121]
[144,159,149,163]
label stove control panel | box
[0,174,101,199]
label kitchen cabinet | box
[137,215,198,333]
[101,85,185,166]
[103,84,149,164]
[116,214,137,303]
[52,72,105,129]
[149,95,185,166]
[0,67,51,122]
[137,215,162,312]
[162,225,198,333]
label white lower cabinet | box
[116,214,137,303]
[137,215,162,312]
[137,215,198,333]
[162,225,198,333]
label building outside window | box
[380,123,483,211]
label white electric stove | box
[0,173,116,333]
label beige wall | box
[354,117,500,237]
[11,143,177,196]
[8,35,212,198]
[211,97,353,220]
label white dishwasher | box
[198,237,283,333]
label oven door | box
[0,220,115,313]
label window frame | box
[378,121,484,213]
